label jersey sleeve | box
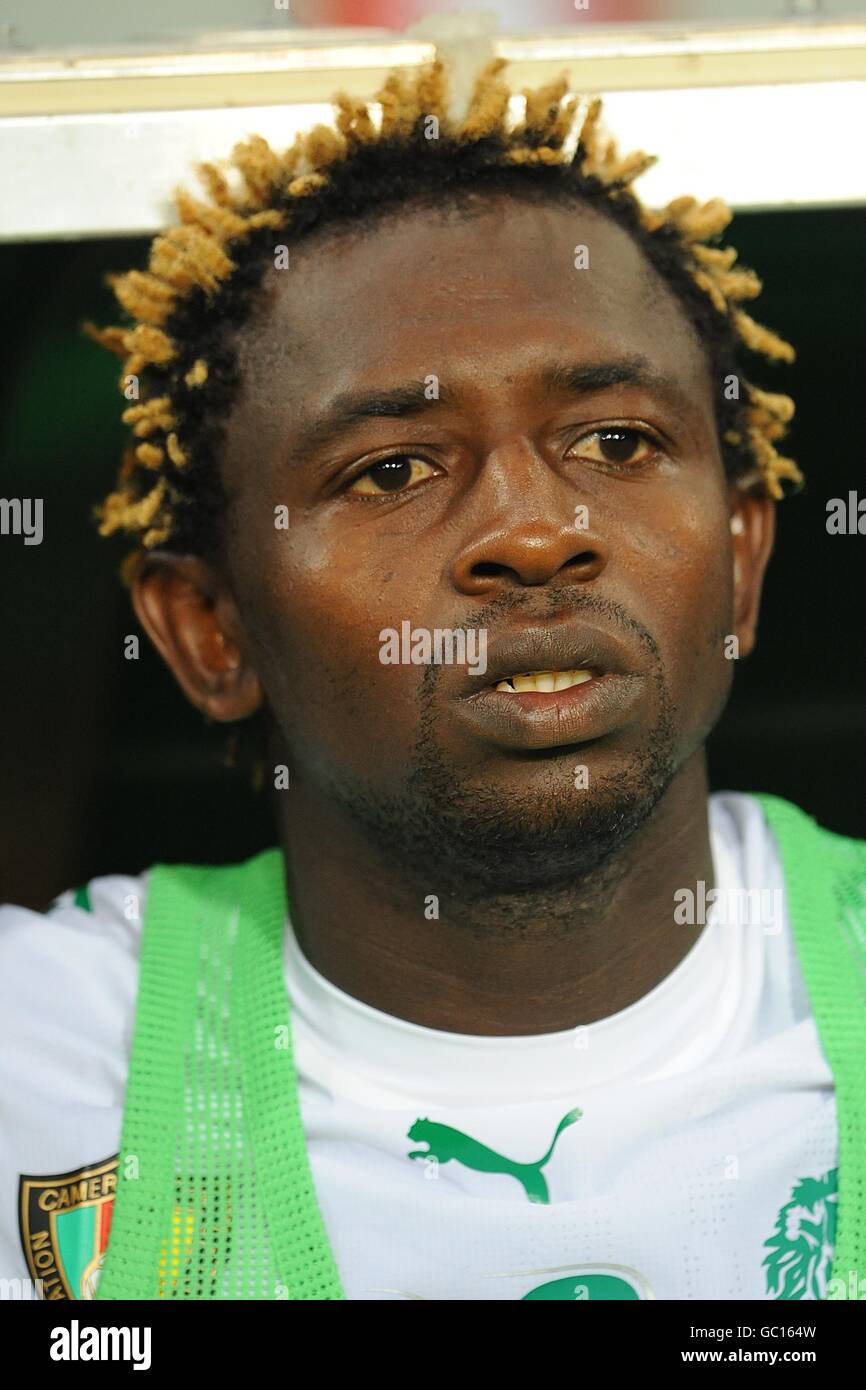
[0,870,149,1299]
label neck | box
[274,749,714,1036]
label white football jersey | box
[0,792,837,1301]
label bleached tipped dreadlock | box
[85,57,802,582]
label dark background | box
[1,206,864,911]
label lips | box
[456,619,645,751]
[462,620,634,696]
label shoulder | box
[0,869,152,1102]
[0,869,150,1005]
[711,789,866,853]
[0,870,153,1289]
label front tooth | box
[497,668,595,693]
[553,669,594,690]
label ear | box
[131,551,263,721]
[729,489,776,660]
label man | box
[1,57,863,1302]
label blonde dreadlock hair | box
[85,57,801,582]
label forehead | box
[230,197,712,442]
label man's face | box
[192,196,763,889]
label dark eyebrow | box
[293,355,680,459]
[292,379,455,458]
[539,356,671,397]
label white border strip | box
[2,78,864,241]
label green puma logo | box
[407,1108,582,1203]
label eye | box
[347,454,439,496]
[567,427,660,468]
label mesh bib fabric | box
[95,850,344,1300]
[95,794,866,1299]
[753,793,866,1287]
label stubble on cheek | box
[666,549,737,753]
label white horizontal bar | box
[2,20,866,121]
[600,81,866,213]
[498,18,866,63]
[1,77,863,242]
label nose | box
[450,442,609,596]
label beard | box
[336,695,674,894]
[317,661,679,914]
